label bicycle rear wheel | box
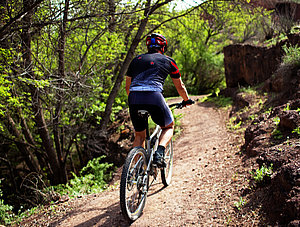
[120,147,149,222]
[161,139,173,186]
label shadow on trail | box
[49,183,167,227]
[49,199,129,227]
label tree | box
[163,0,272,95]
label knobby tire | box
[161,139,173,187]
[120,147,148,223]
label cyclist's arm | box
[172,77,189,101]
[126,76,131,96]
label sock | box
[156,145,165,155]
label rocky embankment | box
[223,52,300,225]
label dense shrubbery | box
[282,44,300,66]
[0,156,114,225]
[55,156,115,196]
[0,180,14,225]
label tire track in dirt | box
[48,97,248,227]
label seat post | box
[145,117,150,140]
[138,110,150,141]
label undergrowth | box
[2,156,114,225]
[251,164,273,184]
[54,156,115,196]
[200,95,233,108]
[282,44,300,67]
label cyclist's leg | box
[159,121,174,148]
[133,129,146,148]
[152,122,173,167]
[128,96,147,148]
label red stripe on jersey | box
[170,61,179,70]
[170,61,180,76]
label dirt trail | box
[31,98,253,226]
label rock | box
[223,44,282,88]
[279,110,300,130]
[223,34,300,89]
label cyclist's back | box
[127,52,181,92]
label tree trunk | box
[99,0,152,133]
[53,0,70,183]
[21,0,64,185]
[5,113,41,173]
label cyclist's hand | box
[182,99,194,107]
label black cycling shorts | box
[128,91,174,132]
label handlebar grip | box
[169,99,195,109]
[182,99,194,107]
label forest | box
[0,0,299,224]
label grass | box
[227,116,242,131]
[292,127,300,136]
[250,164,273,183]
[238,86,257,96]
[282,44,300,67]
[234,197,247,211]
[200,95,233,109]
[4,156,114,226]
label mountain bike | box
[120,100,192,223]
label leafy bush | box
[55,156,114,196]
[228,116,242,131]
[292,127,300,136]
[282,44,300,67]
[251,164,273,183]
[0,180,14,225]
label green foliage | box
[292,127,300,136]
[265,33,288,47]
[171,110,183,136]
[273,116,281,126]
[0,180,14,225]
[251,164,273,183]
[249,114,258,121]
[201,95,233,109]
[234,197,247,211]
[238,86,257,96]
[283,103,290,111]
[282,44,300,66]
[0,48,19,119]
[228,116,242,131]
[55,156,114,196]
[272,128,283,140]
[161,1,268,95]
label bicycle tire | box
[120,147,149,222]
[161,139,173,187]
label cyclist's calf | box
[133,129,146,148]
[159,121,174,148]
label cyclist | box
[126,33,193,167]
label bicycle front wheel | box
[161,139,173,186]
[120,147,149,222]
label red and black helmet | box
[146,33,168,53]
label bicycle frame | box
[137,110,162,179]
[120,100,192,222]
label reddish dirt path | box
[21,97,255,226]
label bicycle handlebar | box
[169,99,195,109]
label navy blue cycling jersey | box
[127,53,181,92]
